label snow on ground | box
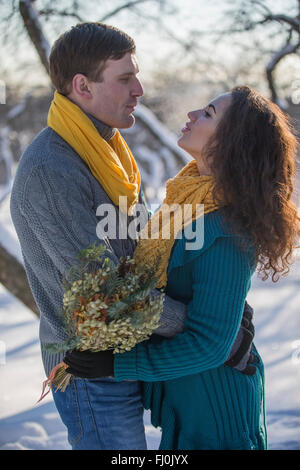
[0,284,161,450]
[0,194,300,450]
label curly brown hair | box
[205,86,300,282]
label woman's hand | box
[225,301,257,375]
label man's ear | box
[71,74,92,100]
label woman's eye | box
[204,111,211,118]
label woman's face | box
[178,93,232,174]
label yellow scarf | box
[134,160,220,288]
[47,91,141,215]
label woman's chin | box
[177,135,185,149]
[177,137,191,157]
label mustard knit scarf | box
[47,91,141,215]
[134,160,220,288]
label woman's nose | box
[188,110,199,122]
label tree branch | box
[38,8,83,22]
[247,0,272,16]
[266,40,300,103]
[263,14,300,31]
[0,242,39,317]
[99,0,154,22]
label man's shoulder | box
[11,127,94,211]
[15,127,91,182]
[21,127,79,165]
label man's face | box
[87,52,143,129]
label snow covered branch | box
[0,90,33,206]
[134,104,190,167]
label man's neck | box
[66,94,117,142]
[86,112,117,142]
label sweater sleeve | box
[114,235,252,381]
[19,165,119,277]
[151,289,187,338]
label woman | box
[113,85,300,450]
[66,86,300,450]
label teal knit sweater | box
[114,210,267,450]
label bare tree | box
[221,0,300,104]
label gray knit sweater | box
[10,119,186,377]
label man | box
[10,22,255,450]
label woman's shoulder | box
[168,209,256,273]
[182,208,238,253]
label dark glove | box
[64,349,114,379]
[225,301,257,376]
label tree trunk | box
[19,0,50,75]
[0,242,40,317]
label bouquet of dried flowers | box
[38,243,164,400]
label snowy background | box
[0,188,300,450]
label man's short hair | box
[49,22,136,95]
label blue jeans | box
[51,377,147,450]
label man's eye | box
[120,78,130,83]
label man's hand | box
[63,349,114,379]
[225,301,257,375]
